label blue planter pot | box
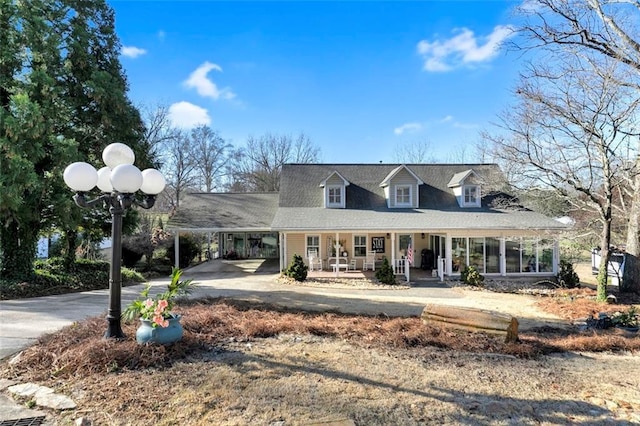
[136,315,183,345]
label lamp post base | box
[104,316,126,339]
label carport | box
[166,192,280,268]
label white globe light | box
[110,164,143,193]
[102,143,135,168]
[96,167,113,192]
[140,169,166,194]
[63,162,98,191]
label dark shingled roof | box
[272,163,566,231]
[278,163,502,210]
[167,192,279,231]
[167,164,567,232]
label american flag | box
[407,244,413,265]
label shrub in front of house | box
[375,258,396,285]
[1,258,144,299]
[284,254,308,281]
[556,260,580,288]
[461,265,485,287]
[165,234,200,268]
[122,246,144,268]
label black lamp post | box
[63,143,165,338]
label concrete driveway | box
[0,259,567,360]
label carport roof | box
[167,192,279,232]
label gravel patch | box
[277,275,410,290]
[447,278,589,297]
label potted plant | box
[123,267,196,344]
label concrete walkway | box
[0,259,567,361]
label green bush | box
[611,306,639,328]
[375,258,396,285]
[0,257,145,300]
[122,267,145,283]
[284,254,308,282]
[165,234,200,268]
[461,265,485,286]
[556,260,580,289]
[122,246,144,268]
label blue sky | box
[110,0,523,164]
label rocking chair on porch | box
[308,249,323,271]
[363,251,376,271]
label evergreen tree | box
[0,0,152,279]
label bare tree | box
[189,125,232,192]
[392,140,436,163]
[162,130,198,208]
[484,55,639,300]
[140,104,180,168]
[515,0,640,292]
[232,132,320,192]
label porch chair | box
[363,251,376,271]
[348,258,357,272]
[308,249,323,271]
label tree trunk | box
[596,217,612,301]
[0,221,38,280]
[63,228,78,271]
[421,304,519,343]
[622,151,640,294]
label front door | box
[430,235,445,269]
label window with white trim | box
[327,186,342,207]
[395,185,411,206]
[463,185,480,207]
[306,235,320,258]
[353,235,367,257]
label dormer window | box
[464,185,480,207]
[379,165,423,208]
[448,169,483,208]
[395,185,411,207]
[327,186,342,207]
[320,170,349,209]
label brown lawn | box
[2,287,639,425]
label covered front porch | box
[280,230,560,280]
[304,264,437,283]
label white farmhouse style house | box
[168,163,567,278]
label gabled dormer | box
[379,165,423,208]
[448,169,482,208]
[319,171,350,208]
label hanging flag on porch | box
[407,244,413,265]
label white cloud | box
[121,46,147,58]
[183,61,236,100]
[393,122,423,135]
[439,115,477,130]
[417,25,514,72]
[157,30,166,41]
[168,101,211,129]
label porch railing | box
[394,258,405,275]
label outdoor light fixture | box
[63,143,165,339]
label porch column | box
[553,239,560,274]
[174,233,179,269]
[390,232,396,271]
[500,237,506,276]
[445,235,452,275]
[335,232,340,277]
[279,233,285,272]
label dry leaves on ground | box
[2,293,640,425]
